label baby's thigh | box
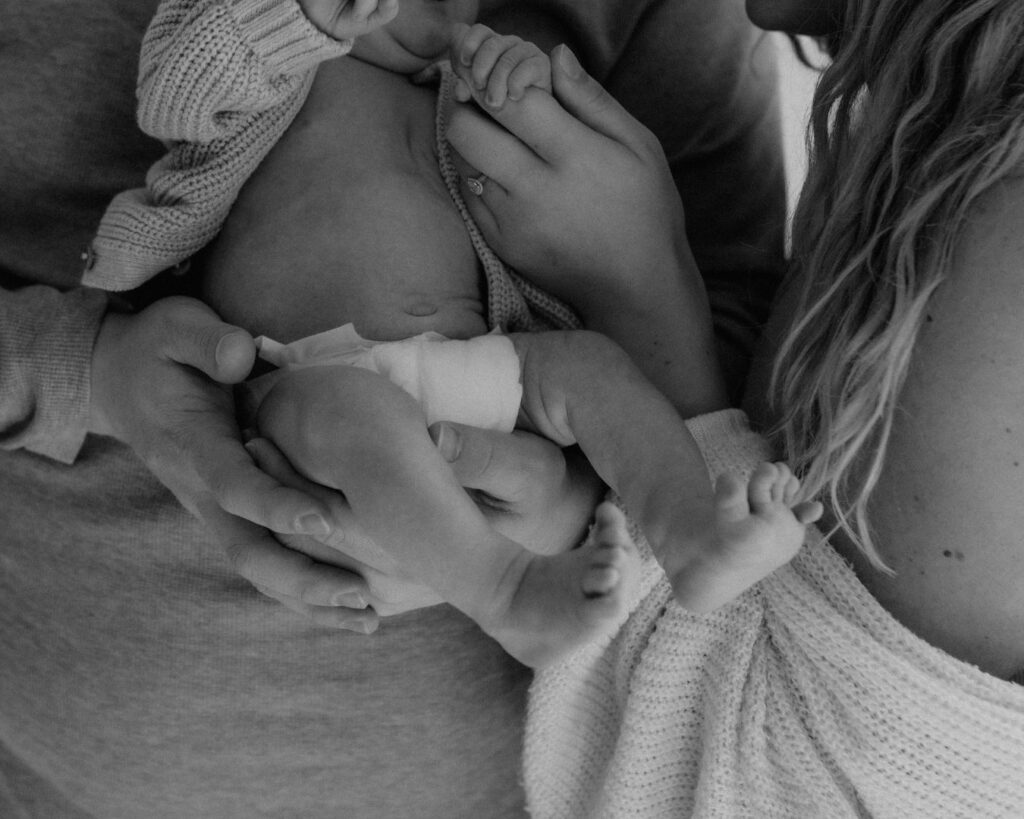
[256,366,436,491]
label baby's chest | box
[233,63,485,339]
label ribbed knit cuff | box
[684,408,774,478]
[3,287,110,464]
[229,0,352,74]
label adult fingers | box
[180,416,334,536]
[244,437,352,524]
[155,296,256,384]
[464,84,596,166]
[255,584,380,633]
[549,44,658,155]
[446,143,506,238]
[201,502,369,608]
[446,102,544,188]
[429,422,567,500]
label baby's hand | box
[299,0,399,42]
[451,23,552,110]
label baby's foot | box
[670,462,823,613]
[485,502,639,669]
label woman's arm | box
[830,176,1024,679]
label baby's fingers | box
[506,51,552,100]
[479,42,548,109]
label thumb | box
[157,297,256,384]
[550,44,652,152]
[429,422,567,499]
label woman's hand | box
[446,44,690,319]
[89,296,370,624]
[447,44,729,418]
[246,422,605,621]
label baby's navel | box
[406,302,439,317]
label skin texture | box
[744,0,845,35]
[749,177,1024,679]
[447,15,1024,680]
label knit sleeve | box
[85,0,352,290]
[137,0,352,143]
[0,283,109,464]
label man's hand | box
[89,296,372,630]
[244,421,605,621]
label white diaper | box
[256,324,523,432]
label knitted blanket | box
[524,409,1024,818]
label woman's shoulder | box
[831,172,1024,680]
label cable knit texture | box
[524,409,1024,818]
[85,0,351,289]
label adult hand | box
[89,296,371,630]
[447,44,730,419]
[246,422,605,620]
[430,420,605,557]
[445,43,690,316]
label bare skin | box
[201,12,819,663]
[746,176,1024,679]
[256,331,819,668]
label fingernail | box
[332,590,366,608]
[296,512,331,537]
[556,44,583,79]
[215,330,250,371]
[430,422,461,462]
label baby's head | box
[352,0,480,74]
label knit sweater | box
[85,0,580,333]
[525,409,1024,818]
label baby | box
[89,0,821,667]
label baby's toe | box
[582,564,621,598]
[747,462,779,511]
[714,472,750,523]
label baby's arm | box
[512,331,821,611]
[450,23,552,111]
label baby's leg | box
[668,462,823,612]
[487,502,639,668]
[256,364,638,667]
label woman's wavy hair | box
[771,0,1024,569]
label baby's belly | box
[200,61,486,344]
